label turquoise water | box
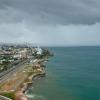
[27,47,100,100]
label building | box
[35,46,42,55]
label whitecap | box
[26,94,35,98]
[27,94,46,100]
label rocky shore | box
[14,59,47,100]
[0,59,47,100]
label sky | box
[0,0,100,46]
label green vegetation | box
[0,55,13,72]
[2,92,15,100]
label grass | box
[2,92,15,100]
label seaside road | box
[0,58,30,78]
[0,59,31,85]
[0,58,43,86]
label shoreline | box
[0,58,47,100]
[15,60,46,100]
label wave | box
[27,94,46,100]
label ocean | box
[27,47,100,100]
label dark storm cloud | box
[0,0,100,25]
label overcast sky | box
[0,0,100,46]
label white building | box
[35,46,42,55]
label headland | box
[0,44,53,100]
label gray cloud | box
[0,0,100,46]
[0,0,100,25]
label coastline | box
[0,58,47,100]
[15,59,46,100]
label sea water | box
[27,47,100,100]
